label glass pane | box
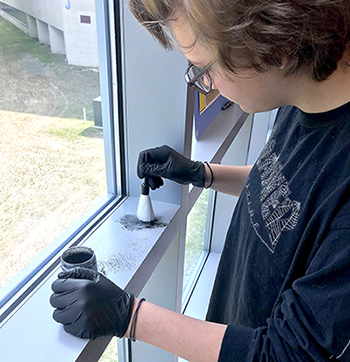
[183,188,211,295]
[0,4,107,289]
[187,66,210,93]
[99,338,119,362]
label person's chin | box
[238,103,250,113]
[239,102,276,114]
[237,102,256,113]
[222,95,271,113]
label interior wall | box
[122,0,188,205]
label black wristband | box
[129,298,146,342]
[204,162,214,189]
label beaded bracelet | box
[204,162,214,189]
[129,298,146,342]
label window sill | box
[0,196,180,362]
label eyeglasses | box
[184,61,214,95]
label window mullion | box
[95,0,118,196]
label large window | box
[99,338,119,362]
[1,0,237,360]
[0,0,123,319]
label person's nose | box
[203,75,217,90]
[209,77,217,90]
[203,75,210,87]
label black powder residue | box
[98,253,136,276]
[99,264,107,276]
[117,214,167,231]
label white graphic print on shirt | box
[245,139,301,253]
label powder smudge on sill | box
[117,214,167,231]
[98,252,136,276]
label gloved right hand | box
[137,145,205,190]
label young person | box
[50,1,350,361]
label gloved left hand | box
[137,145,205,190]
[50,267,134,340]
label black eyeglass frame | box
[184,61,214,96]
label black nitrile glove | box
[137,145,205,190]
[50,267,134,340]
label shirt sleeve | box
[218,228,350,362]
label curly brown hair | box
[129,0,350,81]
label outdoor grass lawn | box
[0,16,100,120]
[0,15,62,65]
[0,111,106,287]
[0,17,105,287]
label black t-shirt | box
[206,102,350,361]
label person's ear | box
[277,57,297,70]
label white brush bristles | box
[137,194,155,222]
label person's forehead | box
[171,16,212,67]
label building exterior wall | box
[62,0,98,67]
[0,0,98,67]
[2,0,64,30]
[27,14,38,38]
[49,25,66,55]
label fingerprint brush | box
[137,183,155,223]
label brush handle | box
[141,183,150,195]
